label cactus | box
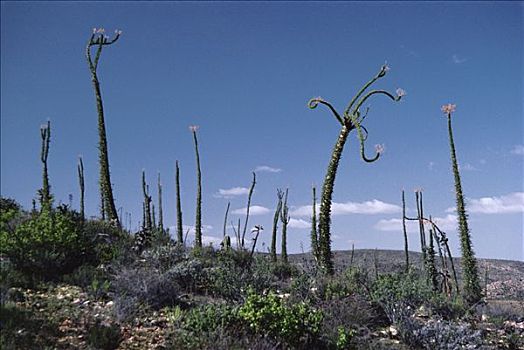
[189,125,202,248]
[78,156,85,220]
[401,190,409,272]
[39,120,52,212]
[157,173,164,233]
[175,160,184,244]
[270,189,284,262]
[308,65,404,274]
[311,185,319,262]
[442,103,482,304]
[241,172,256,249]
[86,28,122,228]
[280,188,290,263]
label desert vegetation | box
[1,28,523,350]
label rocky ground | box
[2,250,523,349]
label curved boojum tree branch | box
[86,28,122,228]
[309,65,403,274]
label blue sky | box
[1,1,522,261]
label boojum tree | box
[175,160,184,244]
[442,103,482,304]
[39,120,52,212]
[86,28,122,228]
[270,189,284,262]
[311,185,319,262]
[157,172,164,233]
[280,188,290,264]
[308,65,404,274]
[190,125,203,248]
[78,156,85,220]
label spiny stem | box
[86,29,121,228]
[242,172,256,249]
[280,188,290,263]
[175,161,183,244]
[78,156,85,220]
[271,189,284,262]
[446,110,481,304]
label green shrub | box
[0,209,85,280]
[335,326,356,349]
[371,271,433,308]
[182,304,241,333]
[239,289,323,347]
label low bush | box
[239,289,323,347]
[111,265,183,322]
[0,209,85,280]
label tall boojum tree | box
[175,160,184,244]
[270,189,284,262]
[442,103,482,304]
[280,188,290,264]
[39,120,52,212]
[190,125,203,248]
[86,28,122,228]
[78,156,85,221]
[308,65,404,274]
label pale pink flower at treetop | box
[189,125,200,132]
[441,103,456,114]
[375,144,385,154]
[396,88,406,98]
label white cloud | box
[460,163,478,171]
[291,199,401,217]
[232,205,270,216]
[452,54,467,64]
[168,225,222,246]
[288,218,310,229]
[428,161,436,171]
[446,192,524,214]
[254,165,282,173]
[511,145,524,156]
[431,214,458,231]
[375,214,457,232]
[177,224,214,235]
[215,187,250,198]
[374,218,416,232]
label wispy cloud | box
[428,161,436,171]
[254,165,282,173]
[374,218,416,232]
[460,163,478,171]
[447,192,524,214]
[452,54,468,64]
[179,224,214,235]
[232,205,270,216]
[288,218,310,229]
[215,186,250,198]
[292,199,401,217]
[375,214,457,232]
[511,145,524,156]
